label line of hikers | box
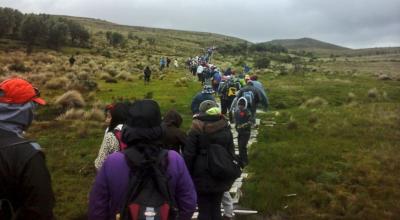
[0,48,269,220]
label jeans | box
[238,129,251,166]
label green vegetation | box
[0,7,399,220]
[0,7,90,53]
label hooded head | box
[127,99,161,128]
[0,78,46,135]
[122,100,164,147]
[163,109,183,128]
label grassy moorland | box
[0,14,399,220]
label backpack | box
[242,91,254,107]
[198,128,242,181]
[0,133,31,220]
[120,148,177,220]
[113,129,127,151]
[226,80,238,97]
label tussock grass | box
[301,96,328,108]
[57,108,85,120]
[84,108,105,122]
[55,90,86,109]
[45,77,69,89]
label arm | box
[88,161,111,220]
[174,155,197,220]
[94,132,119,170]
[182,130,198,173]
[18,152,55,220]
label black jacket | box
[183,114,235,193]
[0,129,55,220]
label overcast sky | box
[2,0,400,49]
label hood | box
[122,125,165,146]
[236,97,248,109]
[191,115,228,134]
[127,100,162,129]
[163,109,182,128]
[0,102,35,136]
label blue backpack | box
[242,91,254,107]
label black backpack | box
[0,133,31,220]
[120,147,177,220]
[198,127,242,181]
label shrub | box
[116,71,132,81]
[77,72,90,80]
[84,108,105,122]
[367,88,379,99]
[8,60,31,72]
[57,108,85,120]
[45,77,69,89]
[254,56,271,69]
[144,91,153,99]
[55,90,86,109]
[301,97,328,108]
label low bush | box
[55,90,86,109]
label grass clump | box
[55,90,86,109]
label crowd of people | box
[0,47,269,220]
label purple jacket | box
[89,150,197,220]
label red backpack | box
[113,129,128,151]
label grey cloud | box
[1,0,399,48]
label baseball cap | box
[0,78,46,105]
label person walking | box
[161,109,187,153]
[143,66,152,85]
[89,100,197,220]
[184,100,236,220]
[94,102,129,170]
[0,78,55,220]
[190,85,215,115]
[233,97,252,166]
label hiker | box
[218,77,241,121]
[191,85,215,115]
[162,109,187,153]
[89,100,197,220]
[166,57,171,68]
[69,55,76,66]
[250,75,269,109]
[224,67,233,76]
[196,64,205,84]
[143,66,151,85]
[94,102,129,170]
[190,61,198,76]
[174,59,179,68]
[160,57,166,71]
[237,81,260,123]
[0,78,55,220]
[184,100,237,220]
[233,97,252,166]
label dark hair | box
[108,102,129,131]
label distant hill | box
[56,15,248,55]
[266,37,349,51]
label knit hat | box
[201,85,214,94]
[199,100,218,113]
[0,78,46,105]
